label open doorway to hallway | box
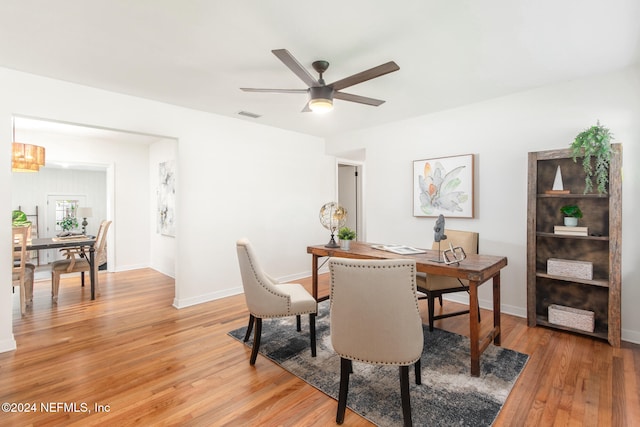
[337,162,363,241]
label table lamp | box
[78,207,93,235]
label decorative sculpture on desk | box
[319,202,347,248]
[443,243,467,265]
[431,214,447,262]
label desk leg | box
[493,272,501,346]
[469,280,480,377]
[89,247,96,300]
[312,255,319,301]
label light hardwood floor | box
[2,268,639,426]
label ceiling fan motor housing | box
[310,85,334,101]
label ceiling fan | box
[240,49,400,113]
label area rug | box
[228,301,528,426]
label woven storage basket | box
[548,304,594,332]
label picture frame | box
[157,160,176,236]
[413,153,474,218]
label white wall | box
[326,65,640,343]
[0,68,334,353]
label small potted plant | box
[57,216,79,235]
[560,205,582,227]
[337,227,356,250]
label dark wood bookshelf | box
[526,144,622,347]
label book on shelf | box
[554,225,588,236]
[370,244,427,255]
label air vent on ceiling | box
[238,111,261,119]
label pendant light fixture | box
[11,118,45,172]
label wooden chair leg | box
[81,271,85,287]
[414,359,421,385]
[438,294,443,306]
[51,272,60,303]
[243,314,255,342]
[309,313,316,357]
[249,317,262,365]
[399,365,413,427]
[296,314,301,331]
[337,358,352,424]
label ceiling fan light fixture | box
[309,86,334,113]
[309,98,333,113]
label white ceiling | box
[2,0,639,138]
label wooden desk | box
[28,237,98,300]
[307,242,508,376]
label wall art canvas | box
[413,154,474,218]
[158,160,176,236]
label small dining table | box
[27,236,98,300]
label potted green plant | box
[560,205,582,227]
[570,121,614,194]
[57,216,79,234]
[337,227,356,250]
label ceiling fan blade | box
[240,88,308,94]
[272,49,319,88]
[329,61,400,91]
[334,91,385,106]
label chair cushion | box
[416,273,468,291]
[273,283,316,315]
[51,259,90,272]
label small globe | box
[319,202,347,248]
[319,202,347,233]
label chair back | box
[431,229,478,255]
[236,238,290,317]
[329,258,424,365]
[12,225,29,287]
[93,220,112,265]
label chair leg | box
[399,365,413,427]
[19,281,26,316]
[427,295,435,332]
[81,271,85,287]
[296,314,302,331]
[243,314,255,342]
[249,317,262,365]
[337,358,352,425]
[438,294,443,306]
[414,359,421,385]
[51,272,60,303]
[309,313,316,357]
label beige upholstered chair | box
[12,225,35,315]
[236,238,317,365]
[417,229,479,331]
[329,258,424,427]
[51,220,112,302]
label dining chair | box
[236,238,317,365]
[416,229,479,331]
[51,220,112,302]
[329,258,423,427]
[12,225,35,315]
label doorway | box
[337,162,364,241]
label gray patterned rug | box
[228,301,528,426]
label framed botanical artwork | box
[413,154,474,218]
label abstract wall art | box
[413,154,474,218]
